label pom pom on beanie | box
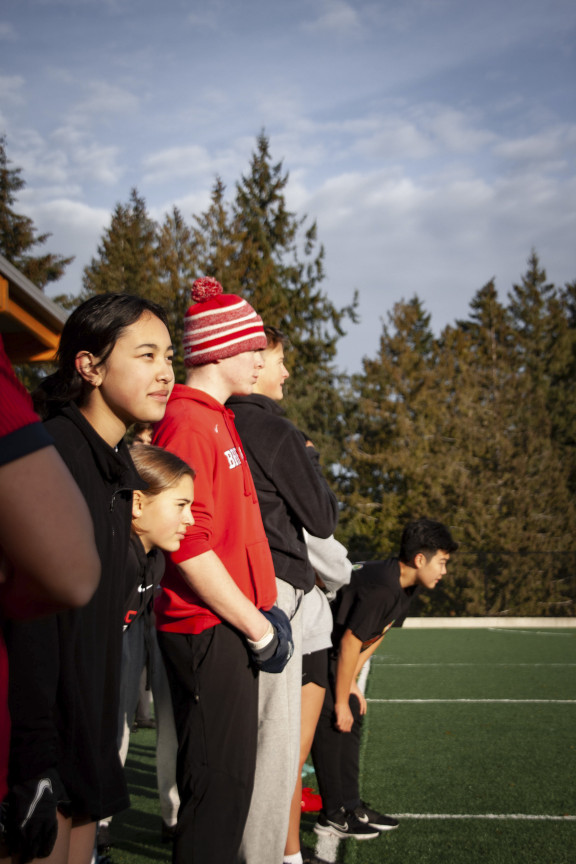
[190,277,224,302]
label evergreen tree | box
[433,265,576,616]
[343,266,576,617]
[0,135,73,288]
[82,188,160,300]
[156,205,197,382]
[191,177,241,288]
[441,281,519,615]
[340,297,445,563]
[552,280,576,488]
[503,254,576,614]
[185,134,357,472]
[226,132,358,466]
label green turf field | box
[109,627,576,863]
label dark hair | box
[264,325,289,349]
[33,294,170,419]
[398,518,459,564]
[130,444,196,495]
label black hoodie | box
[227,394,338,592]
[6,402,144,820]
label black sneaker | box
[352,801,399,831]
[314,806,379,840]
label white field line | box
[403,618,576,629]
[367,698,576,703]
[488,628,574,636]
[393,813,576,821]
[314,813,576,863]
[371,660,576,666]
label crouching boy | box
[312,518,459,841]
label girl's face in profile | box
[132,475,195,553]
[95,312,175,428]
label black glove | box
[7,768,68,863]
[249,606,294,674]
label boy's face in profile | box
[254,343,290,401]
[415,549,450,590]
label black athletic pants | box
[158,623,258,864]
[310,660,363,815]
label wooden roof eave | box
[0,254,68,364]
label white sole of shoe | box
[314,823,379,840]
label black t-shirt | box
[331,559,418,653]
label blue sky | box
[1,0,575,371]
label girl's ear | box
[75,351,102,386]
[132,490,145,520]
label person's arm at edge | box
[0,446,101,617]
[176,549,271,641]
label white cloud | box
[11,126,123,188]
[65,81,139,128]
[425,106,495,154]
[0,74,25,105]
[353,116,435,162]
[0,22,16,40]
[142,145,238,185]
[494,124,576,166]
[351,104,496,163]
[303,0,361,34]
[150,188,214,224]
[29,198,113,300]
[294,152,576,368]
[187,10,219,29]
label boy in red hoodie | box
[153,278,292,864]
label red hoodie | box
[153,384,277,633]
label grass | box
[329,628,576,864]
[108,627,576,863]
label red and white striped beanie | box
[183,277,267,366]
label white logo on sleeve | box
[21,778,53,828]
[224,447,242,469]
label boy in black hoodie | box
[228,327,339,864]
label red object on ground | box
[301,787,323,812]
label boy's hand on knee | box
[350,681,367,715]
[334,701,354,733]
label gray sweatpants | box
[237,578,304,864]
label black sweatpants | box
[158,623,258,864]
[310,661,363,815]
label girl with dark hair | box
[3,294,174,864]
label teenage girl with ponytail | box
[2,294,174,864]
